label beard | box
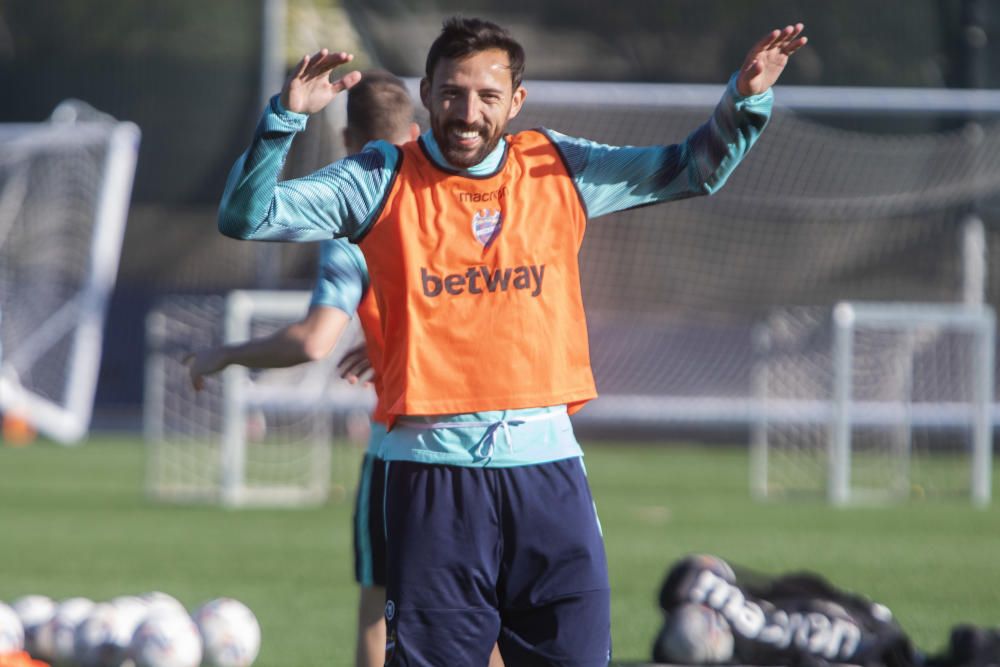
[431,119,505,169]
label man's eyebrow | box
[437,82,507,95]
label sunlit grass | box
[1,436,997,665]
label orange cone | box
[1,412,37,446]
[0,651,50,667]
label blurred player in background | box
[186,70,420,667]
[217,16,807,666]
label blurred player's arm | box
[217,50,395,243]
[186,305,350,391]
[553,24,807,217]
[187,240,368,391]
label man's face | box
[421,48,526,169]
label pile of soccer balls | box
[0,592,260,667]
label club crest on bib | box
[471,208,503,247]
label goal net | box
[491,81,1000,504]
[189,80,1000,505]
[484,82,1000,432]
[144,290,374,507]
[0,101,140,443]
[751,303,994,505]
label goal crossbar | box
[405,79,1000,114]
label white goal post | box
[752,302,995,506]
[144,289,374,507]
[0,102,140,443]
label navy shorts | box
[383,457,611,666]
[353,453,387,587]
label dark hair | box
[425,16,525,88]
[346,69,414,145]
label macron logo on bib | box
[421,265,546,298]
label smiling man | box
[218,16,807,666]
[421,43,526,168]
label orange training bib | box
[359,130,597,416]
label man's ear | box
[342,127,360,155]
[508,85,527,121]
[408,122,420,141]
[419,77,431,110]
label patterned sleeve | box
[217,95,399,242]
[309,239,370,315]
[545,73,773,219]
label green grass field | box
[2,435,998,666]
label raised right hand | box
[280,49,362,115]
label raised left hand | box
[736,24,808,97]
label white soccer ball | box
[139,592,188,619]
[193,598,261,667]
[11,594,56,658]
[110,595,152,622]
[74,601,147,667]
[129,610,203,667]
[0,601,25,654]
[36,596,95,665]
[655,602,734,665]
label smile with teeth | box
[451,127,483,145]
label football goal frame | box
[0,106,140,443]
[751,302,995,506]
[144,289,373,507]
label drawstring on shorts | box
[399,411,562,464]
